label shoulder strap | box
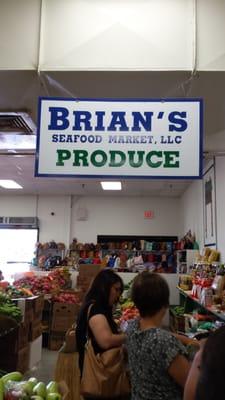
[86,303,94,339]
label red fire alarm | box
[144,210,154,219]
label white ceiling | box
[0,70,224,197]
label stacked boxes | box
[49,299,80,351]
[0,295,44,373]
[28,295,44,341]
[77,264,103,300]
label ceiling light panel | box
[101,181,122,190]
[0,180,23,189]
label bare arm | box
[89,314,126,350]
[168,354,191,388]
[183,340,206,400]
[173,333,199,347]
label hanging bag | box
[80,305,130,398]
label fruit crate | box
[169,306,186,333]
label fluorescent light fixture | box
[101,181,122,190]
[0,180,23,189]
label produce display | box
[0,293,22,323]
[0,372,64,400]
[5,287,33,299]
[114,279,140,324]
[13,269,71,296]
[52,292,80,304]
[119,300,139,322]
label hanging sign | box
[35,98,203,178]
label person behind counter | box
[184,325,225,400]
[126,271,190,400]
[76,268,126,400]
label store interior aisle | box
[25,348,58,383]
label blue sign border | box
[35,97,203,179]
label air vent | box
[0,112,36,135]
[0,112,36,151]
[0,217,39,228]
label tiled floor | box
[25,348,58,384]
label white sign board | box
[35,98,203,178]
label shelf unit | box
[176,249,199,274]
[177,286,225,322]
[36,248,65,269]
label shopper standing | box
[76,268,127,400]
[184,326,225,400]
[126,271,190,400]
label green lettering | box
[91,150,107,167]
[72,150,89,166]
[164,151,179,168]
[109,151,126,167]
[56,149,71,166]
[146,151,162,168]
[128,151,145,168]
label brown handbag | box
[80,305,130,398]
[80,340,130,398]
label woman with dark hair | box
[184,326,225,400]
[76,268,126,400]
[126,271,190,400]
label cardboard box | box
[29,321,42,341]
[169,307,187,333]
[18,322,29,350]
[0,326,19,354]
[12,298,34,323]
[51,302,79,333]
[1,345,30,374]
[79,264,103,276]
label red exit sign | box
[144,210,154,219]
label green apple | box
[28,377,38,388]
[46,393,62,400]
[22,381,35,395]
[46,381,59,394]
[32,382,46,398]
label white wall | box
[180,180,204,250]
[0,195,71,246]
[71,195,181,243]
[35,196,71,245]
[0,193,181,245]
[0,195,37,215]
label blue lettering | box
[52,134,58,142]
[131,112,153,131]
[168,111,187,132]
[107,112,129,132]
[95,111,106,131]
[72,111,92,131]
[48,107,69,130]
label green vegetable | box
[0,378,4,400]
[46,381,59,394]
[33,382,47,398]
[46,393,62,400]
[2,371,23,384]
